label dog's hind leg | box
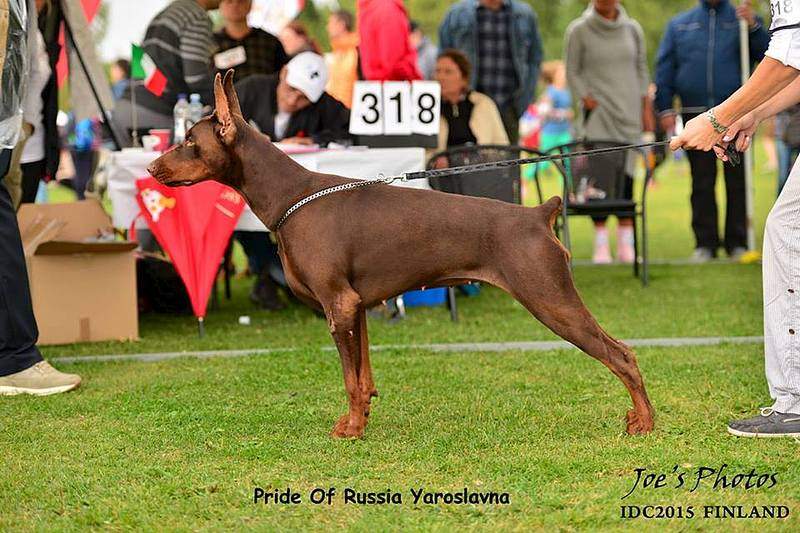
[357,309,379,411]
[496,236,655,435]
[322,287,372,438]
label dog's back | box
[276,178,562,306]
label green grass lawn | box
[2,344,798,530]
[4,152,796,531]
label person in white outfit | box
[672,3,800,437]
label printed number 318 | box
[772,0,794,17]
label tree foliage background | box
[298,0,771,70]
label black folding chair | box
[425,144,542,320]
[546,140,653,286]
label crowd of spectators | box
[2,0,778,305]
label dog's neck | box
[231,126,316,231]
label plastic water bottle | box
[173,94,189,144]
[188,93,203,130]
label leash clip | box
[375,173,406,184]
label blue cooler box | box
[403,287,447,307]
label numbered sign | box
[349,82,384,135]
[349,81,441,139]
[411,81,441,136]
[770,0,800,31]
[382,82,413,135]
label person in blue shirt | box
[110,59,131,102]
[655,0,769,262]
[68,116,97,201]
[538,61,573,156]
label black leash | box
[275,140,741,230]
[397,140,741,182]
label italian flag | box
[131,44,167,97]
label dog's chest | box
[276,244,317,303]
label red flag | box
[57,0,104,87]
[135,178,245,320]
[82,0,102,17]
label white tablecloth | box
[106,146,429,231]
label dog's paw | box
[625,409,654,435]
[331,414,365,439]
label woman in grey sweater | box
[565,0,653,264]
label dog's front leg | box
[324,289,370,438]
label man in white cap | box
[235,51,351,146]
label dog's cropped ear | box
[214,72,237,145]
[223,69,243,118]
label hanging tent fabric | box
[46,0,120,147]
[56,0,100,85]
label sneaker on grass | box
[690,247,715,263]
[728,246,748,262]
[0,361,81,396]
[727,408,800,438]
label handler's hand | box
[712,112,759,161]
[736,0,756,29]
[669,112,724,152]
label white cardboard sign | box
[349,81,441,137]
[381,82,413,135]
[349,81,384,136]
[411,81,441,136]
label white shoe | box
[728,247,748,262]
[593,229,612,264]
[617,227,635,264]
[593,242,612,264]
[689,248,715,263]
[0,361,81,396]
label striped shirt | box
[141,0,216,110]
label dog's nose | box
[147,164,156,176]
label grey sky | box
[99,0,169,61]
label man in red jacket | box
[357,0,421,81]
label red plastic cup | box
[149,129,172,151]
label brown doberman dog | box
[149,71,655,439]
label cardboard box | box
[17,200,139,345]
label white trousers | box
[763,157,800,415]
